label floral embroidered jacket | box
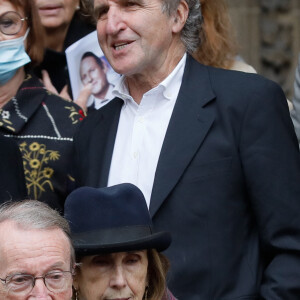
[0,73,85,212]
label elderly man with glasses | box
[0,200,74,299]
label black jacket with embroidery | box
[0,73,85,212]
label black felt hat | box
[64,184,171,255]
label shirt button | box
[133,152,138,159]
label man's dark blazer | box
[72,55,300,299]
[0,134,27,203]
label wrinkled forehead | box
[93,0,164,9]
[0,221,72,271]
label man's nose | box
[105,8,126,35]
[86,74,93,83]
[28,278,50,300]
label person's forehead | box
[94,0,162,8]
[0,0,23,16]
[0,221,71,274]
[82,56,99,65]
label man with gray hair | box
[72,0,300,298]
[0,201,74,299]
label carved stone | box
[227,0,299,99]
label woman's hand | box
[41,70,92,111]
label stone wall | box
[227,0,300,98]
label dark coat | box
[34,14,95,94]
[0,73,84,212]
[0,134,27,203]
[72,55,300,299]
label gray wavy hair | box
[161,0,202,53]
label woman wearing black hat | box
[64,184,177,300]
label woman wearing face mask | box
[0,0,85,212]
[33,0,95,103]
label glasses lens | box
[0,11,22,35]
[6,274,33,294]
[45,271,72,293]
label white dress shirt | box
[108,54,187,207]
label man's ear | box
[172,0,189,33]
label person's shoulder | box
[230,60,257,73]
[206,63,283,95]
[187,55,262,87]
[190,61,287,111]
[40,89,86,126]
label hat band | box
[72,225,153,247]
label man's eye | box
[10,275,31,285]
[125,0,141,8]
[126,1,136,6]
[96,7,109,20]
[46,273,63,281]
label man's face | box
[35,0,79,30]
[80,56,109,99]
[0,220,73,300]
[74,251,148,300]
[94,0,182,78]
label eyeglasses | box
[0,270,73,296]
[0,11,28,36]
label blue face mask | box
[0,28,31,86]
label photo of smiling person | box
[79,51,115,112]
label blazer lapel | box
[150,56,216,216]
[87,98,123,187]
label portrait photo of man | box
[79,51,115,112]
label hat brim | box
[72,228,171,256]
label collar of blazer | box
[149,55,216,216]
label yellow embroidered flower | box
[19,142,27,148]
[29,142,40,151]
[31,170,38,178]
[29,159,40,169]
[49,151,60,160]
[19,142,60,199]
[43,167,54,178]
